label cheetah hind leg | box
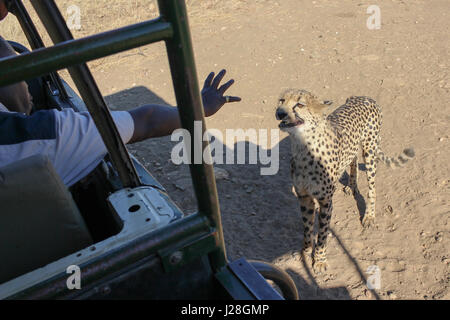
[343,156,360,196]
[361,146,378,228]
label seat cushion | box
[0,154,93,284]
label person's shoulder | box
[0,107,58,145]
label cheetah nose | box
[276,109,288,120]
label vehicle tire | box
[249,260,299,300]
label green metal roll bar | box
[0,0,226,272]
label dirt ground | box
[4,0,449,300]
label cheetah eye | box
[279,99,285,105]
[293,102,306,112]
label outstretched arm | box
[128,69,240,143]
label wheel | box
[249,260,299,300]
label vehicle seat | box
[0,155,93,284]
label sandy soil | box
[4,0,449,300]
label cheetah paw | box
[300,247,313,261]
[343,185,359,196]
[312,260,329,274]
[343,186,353,196]
[362,215,375,228]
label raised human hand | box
[201,69,241,117]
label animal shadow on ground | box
[285,267,350,300]
[339,168,367,221]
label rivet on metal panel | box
[101,286,111,296]
[169,251,183,265]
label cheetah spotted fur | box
[275,89,414,273]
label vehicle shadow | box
[284,267,351,300]
[328,228,380,300]
[105,85,169,110]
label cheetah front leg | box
[297,193,317,258]
[313,198,333,273]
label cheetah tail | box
[376,147,415,168]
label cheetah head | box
[276,89,332,133]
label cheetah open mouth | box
[279,116,304,129]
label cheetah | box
[275,89,414,273]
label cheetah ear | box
[307,96,329,113]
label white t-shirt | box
[0,103,134,187]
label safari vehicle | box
[0,0,298,300]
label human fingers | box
[219,79,235,95]
[203,72,215,88]
[224,96,241,103]
[211,69,226,89]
